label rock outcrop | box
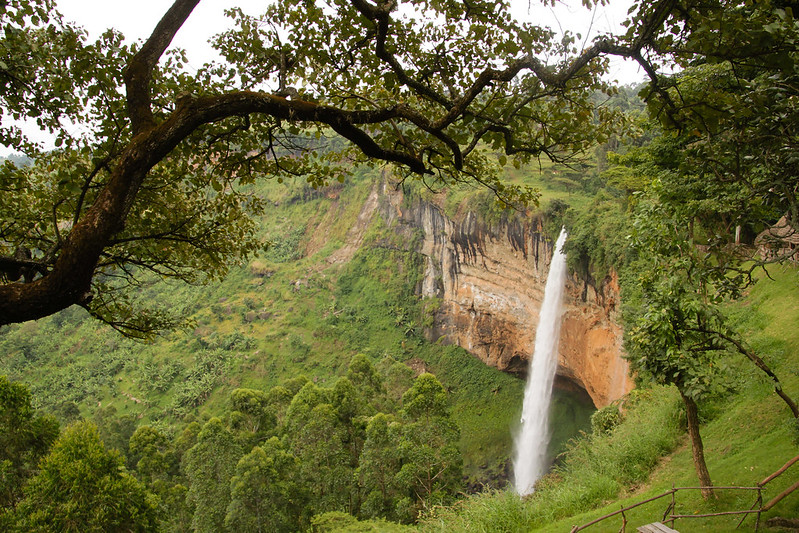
[375,180,633,408]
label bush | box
[311,511,413,532]
[590,404,622,435]
[265,226,305,263]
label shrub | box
[590,404,622,435]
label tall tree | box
[129,425,178,484]
[0,0,649,333]
[129,425,193,533]
[183,417,242,533]
[625,261,722,499]
[292,401,353,515]
[225,438,304,533]
[347,354,386,404]
[395,373,462,519]
[228,388,277,449]
[358,413,403,521]
[0,376,59,510]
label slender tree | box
[225,438,303,533]
[183,417,242,533]
[358,413,403,520]
[396,373,462,519]
[0,376,59,510]
[626,267,722,499]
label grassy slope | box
[423,264,799,532]
[0,179,376,423]
[543,265,799,533]
[0,167,594,488]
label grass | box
[419,264,799,532]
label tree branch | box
[123,0,201,134]
[688,325,799,418]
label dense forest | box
[3,0,799,531]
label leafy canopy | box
[0,0,638,333]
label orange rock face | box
[376,183,633,408]
[559,271,633,407]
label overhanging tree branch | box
[124,0,201,133]
[0,0,687,330]
[688,325,799,418]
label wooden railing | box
[569,454,799,533]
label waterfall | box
[513,227,569,496]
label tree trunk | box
[680,389,714,499]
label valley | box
[3,1,799,530]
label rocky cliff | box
[374,180,633,408]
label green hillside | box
[420,265,799,533]
[4,0,799,531]
[0,168,593,493]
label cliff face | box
[375,181,633,408]
[559,272,632,407]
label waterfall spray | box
[513,227,569,496]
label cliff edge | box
[375,180,633,408]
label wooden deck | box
[637,522,679,533]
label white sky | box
[511,0,643,85]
